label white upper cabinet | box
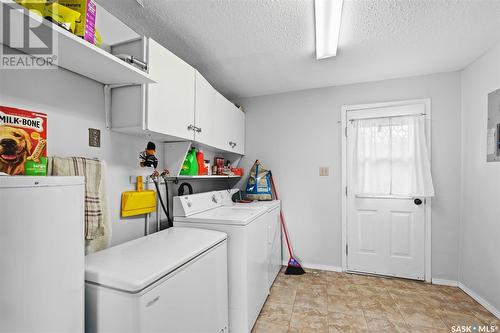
[219,94,245,155]
[194,72,219,148]
[195,71,245,154]
[229,104,245,155]
[110,38,245,155]
[147,39,196,141]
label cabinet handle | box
[229,141,237,148]
[188,125,202,133]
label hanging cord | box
[160,172,173,228]
[151,174,169,228]
[177,182,193,196]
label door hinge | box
[346,244,349,256]
[344,127,347,137]
[345,186,348,196]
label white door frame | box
[341,98,432,282]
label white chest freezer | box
[0,176,85,333]
[85,227,228,333]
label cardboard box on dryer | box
[0,106,48,176]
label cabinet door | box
[217,96,245,154]
[213,91,234,151]
[194,72,219,148]
[146,38,195,140]
[229,105,245,155]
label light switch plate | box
[319,167,329,177]
[89,128,101,147]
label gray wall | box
[237,71,462,280]
[460,42,500,313]
[0,60,234,247]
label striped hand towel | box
[48,157,106,240]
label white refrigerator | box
[0,176,85,333]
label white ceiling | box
[97,0,500,99]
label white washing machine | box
[85,227,229,333]
[173,190,281,333]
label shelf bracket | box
[103,84,140,130]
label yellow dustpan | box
[121,176,156,217]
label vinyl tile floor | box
[252,268,500,333]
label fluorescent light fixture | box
[315,0,344,59]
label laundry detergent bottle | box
[180,147,199,176]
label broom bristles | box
[285,257,305,275]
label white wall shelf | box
[174,175,241,180]
[164,141,243,178]
[1,0,155,85]
[129,175,241,186]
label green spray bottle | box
[180,147,199,176]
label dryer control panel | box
[173,189,239,217]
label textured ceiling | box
[97,0,500,99]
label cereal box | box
[0,106,48,176]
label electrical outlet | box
[88,128,101,147]
[319,167,329,177]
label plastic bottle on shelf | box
[180,147,198,176]
[196,150,208,175]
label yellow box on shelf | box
[121,176,156,217]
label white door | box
[346,102,430,280]
[146,38,196,140]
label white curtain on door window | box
[351,114,435,197]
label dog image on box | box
[0,126,32,175]
[0,106,48,176]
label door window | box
[349,115,434,197]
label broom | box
[269,172,305,275]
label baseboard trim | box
[458,282,500,319]
[281,261,343,272]
[432,278,458,287]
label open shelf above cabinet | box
[129,175,241,186]
[173,175,241,180]
[164,141,243,178]
[0,0,155,85]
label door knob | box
[414,198,423,206]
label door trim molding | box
[340,98,432,283]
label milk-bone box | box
[0,106,48,176]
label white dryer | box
[173,190,281,333]
[85,227,228,333]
